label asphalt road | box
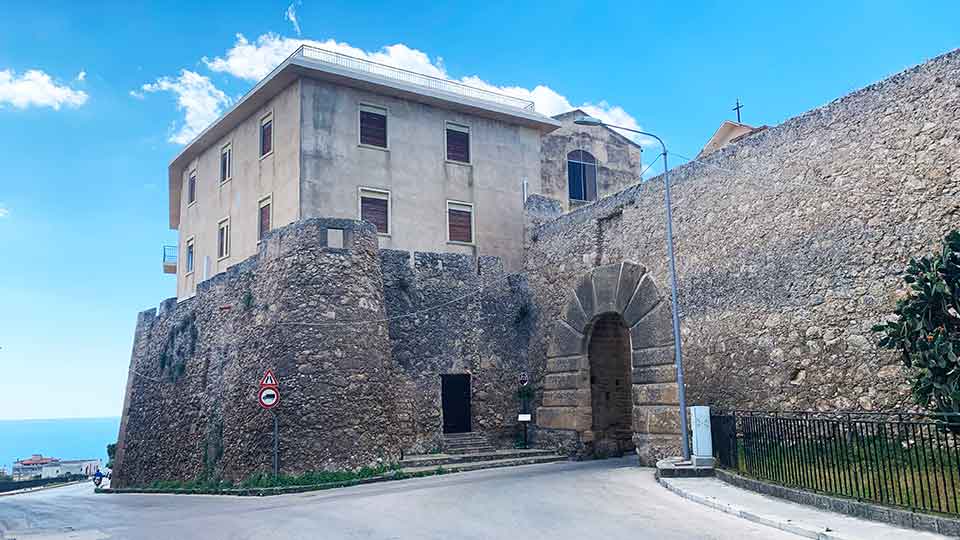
[0,458,797,540]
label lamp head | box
[573,115,604,127]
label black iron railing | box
[711,410,960,516]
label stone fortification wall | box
[381,251,533,452]
[113,219,400,487]
[115,218,535,486]
[525,49,960,427]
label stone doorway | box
[536,261,682,463]
[441,374,471,433]
[588,313,633,456]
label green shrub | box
[873,231,960,424]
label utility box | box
[689,406,715,468]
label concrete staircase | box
[399,432,565,475]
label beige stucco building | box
[164,47,641,299]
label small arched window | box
[567,150,597,202]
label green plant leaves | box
[873,230,960,426]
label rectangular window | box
[447,201,474,244]
[359,188,390,234]
[446,123,470,163]
[359,105,387,148]
[185,238,195,274]
[187,171,197,204]
[217,218,230,259]
[220,144,232,183]
[258,196,272,242]
[260,114,273,157]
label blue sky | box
[0,1,957,420]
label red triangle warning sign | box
[260,369,278,387]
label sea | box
[0,417,121,471]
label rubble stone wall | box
[381,251,533,452]
[524,49,960,443]
[115,219,533,486]
[114,219,401,487]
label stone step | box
[443,433,489,442]
[400,453,567,476]
[401,448,559,469]
[444,439,492,447]
[446,445,498,455]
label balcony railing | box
[162,245,177,274]
[296,45,535,111]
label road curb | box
[656,473,844,540]
[97,469,443,497]
[713,469,960,537]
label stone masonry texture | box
[117,49,960,482]
[115,219,533,487]
[524,49,960,450]
[114,219,402,487]
[540,110,642,212]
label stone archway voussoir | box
[591,264,623,315]
[547,320,585,358]
[561,290,589,332]
[629,301,674,349]
[622,275,661,328]
[616,262,646,313]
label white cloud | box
[0,69,88,110]
[136,70,231,144]
[0,205,9,218]
[76,70,86,82]
[202,33,448,83]
[285,3,302,36]
[202,33,649,146]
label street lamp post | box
[574,116,690,461]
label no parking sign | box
[258,369,280,410]
[258,386,280,409]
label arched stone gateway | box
[536,261,682,463]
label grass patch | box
[124,463,453,496]
[729,435,960,516]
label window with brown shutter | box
[258,197,272,242]
[446,123,470,163]
[260,114,273,157]
[447,201,473,243]
[359,106,387,148]
[359,189,390,234]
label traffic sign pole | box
[258,369,281,477]
[272,412,278,478]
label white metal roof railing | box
[297,45,535,111]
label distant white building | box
[12,454,58,480]
[40,463,62,479]
[15,455,101,480]
[64,459,102,476]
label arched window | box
[567,150,597,202]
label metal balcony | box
[162,245,177,274]
[297,45,535,111]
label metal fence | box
[297,45,536,111]
[711,410,960,516]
